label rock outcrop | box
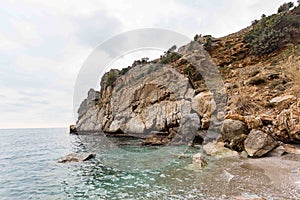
[74,4,300,158]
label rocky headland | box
[75,3,300,160]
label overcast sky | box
[0,0,297,129]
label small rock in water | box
[58,152,96,163]
[192,153,207,168]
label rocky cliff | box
[76,4,300,156]
[76,42,225,145]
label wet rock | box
[244,130,277,157]
[283,144,300,155]
[142,131,170,145]
[69,125,77,134]
[58,152,96,163]
[221,119,249,151]
[192,153,207,168]
[203,141,239,158]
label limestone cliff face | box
[76,42,223,144]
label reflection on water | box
[1,129,300,199]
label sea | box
[0,128,298,199]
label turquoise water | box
[1,128,299,199]
[0,128,201,199]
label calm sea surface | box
[0,128,299,199]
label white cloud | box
[0,0,298,128]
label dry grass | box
[231,85,263,115]
[285,55,300,97]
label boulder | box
[266,145,286,157]
[244,130,277,157]
[203,141,239,158]
[221,119,249,151]
[58,152,96,163]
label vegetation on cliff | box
[76,2,300,158]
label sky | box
[0,0,297,129]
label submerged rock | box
[244,130,277,157]
[58,152,96,163]
[192,153,207,168]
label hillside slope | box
[76,3,300,157]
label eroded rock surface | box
[244,130,277,157]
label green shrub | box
[278,2,294,13]
[107,72,117,87]
[244,10,300,55]
[203,35,212,51]
[95,100,103,107]
[159,52,181,64]
[120,67,130,75]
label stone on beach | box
[244,129,277,157]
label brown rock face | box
[245,115,263,129]
[192,91,216,129]
[221,119,249,151]
[244,129,277,157]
